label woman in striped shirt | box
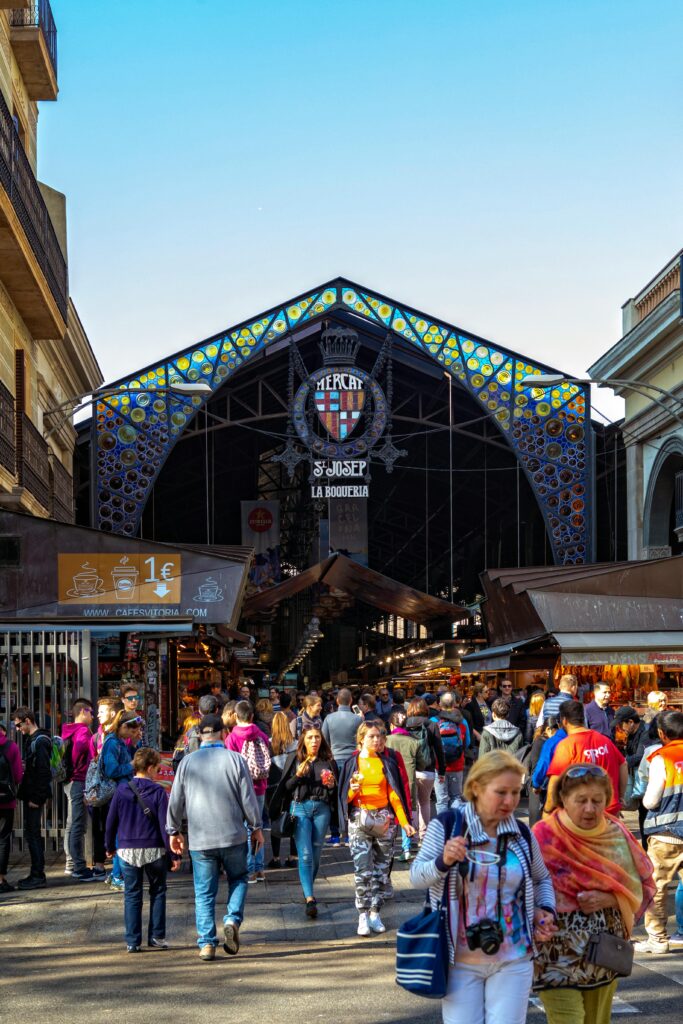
[410,750,557,1024]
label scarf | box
[533,809,655,935]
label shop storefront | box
[0,509,251,845]
[460,556,683,704]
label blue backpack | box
[437,718,463,763]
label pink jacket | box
[0,735,23,810]
[226,723,270,796]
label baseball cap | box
[198,714,223,735]
[613,706,639,725]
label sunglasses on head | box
[124,715,144,727]
[565,764,606,779]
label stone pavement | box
[3,826,683,1024]
[2,838,441,1024]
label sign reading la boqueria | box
[274,326,406,495]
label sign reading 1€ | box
[58,553,181,605]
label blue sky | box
[39,0,683,423]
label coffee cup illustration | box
[111,557,139,600]
[68,562,103,598]
[193,577,223,603]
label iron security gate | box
[0,628,93,849]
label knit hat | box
[613,706,640,725]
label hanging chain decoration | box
[271,335,310,478]
[375,333,407,473]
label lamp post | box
[518,373,683,428]
[43,381,213,441]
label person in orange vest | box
[634,710,683,955]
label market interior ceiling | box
[77,309,624,608]
[134,312,550,602]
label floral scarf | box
[533,809,655,935]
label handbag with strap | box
[395,808,462,999]
[585,930,634,976]
[270,809,296,839]
[127,779,154,819]
[358,805,393,837]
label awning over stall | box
[243,553,468,624]
[464,554,683,671]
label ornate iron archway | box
[92,278,594,564]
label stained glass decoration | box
[94,278,592,564]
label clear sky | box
[39,0,683,423]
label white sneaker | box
[669,932,683,947]
[634,935,670,954]
[357,912,371,937]
[368,911,386,933]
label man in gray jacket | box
[167,714,263,961]
[322,688,362,845]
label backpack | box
[437,718,463,763]
[50,736,74,784]
[0,745,16,802]
[411,723,433,770]
[241,737,271,781]
[84,737,117,807]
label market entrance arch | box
[92,278,594,566]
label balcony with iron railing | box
[48,450,73,522]
[0,380,15,475]
[17,411,49,509]
[9,1,58,101]
[0,85,67,336]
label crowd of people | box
[1,674,682,1023]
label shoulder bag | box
[585,930,634,976]
[395,808,462,999]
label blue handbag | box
[395,808,461,999]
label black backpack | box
[0,745,16,802]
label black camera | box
[465,918,504,956]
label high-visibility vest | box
[644,739,683,838]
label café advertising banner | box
[241,500,280,589]
[0,510,248,626]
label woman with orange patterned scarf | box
[533,764,655,1024]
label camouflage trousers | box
[348,811,397,911]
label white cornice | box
[589,291,681,381]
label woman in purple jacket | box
[105,747,180,952]
[0,724,23,893]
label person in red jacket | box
[0,723,23,893]
[546,700,627,816]
[61,699,95,881]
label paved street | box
[2,833,682,1023]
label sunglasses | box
[123,694,139,700]
[565,764,606,779]
[123,715,145,727]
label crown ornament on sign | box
[319,326,360,366]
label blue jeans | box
[434,772,463,815]
[119,856,167,947]
[291,800,331,899]
[247,793,265,874]
[190,843,249,948]
[64,780,87,872]
[676,879,683,933]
